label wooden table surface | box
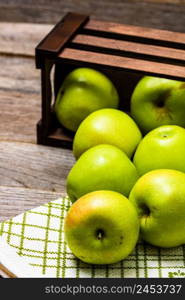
[0,22,75,223]
[0,1,185,223]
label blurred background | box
[0,0,184,32]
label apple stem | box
[97,232,102,240]
[96,229,104,240]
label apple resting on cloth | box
[131,76,185,133]
[73,108,142,159]
[54,68,119,132]
[67,144,138,202]
[129,169,185,248]
[133,125,185,176]
[64,190,139,264]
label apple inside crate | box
[35,12,185,149]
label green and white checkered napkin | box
[0,196,184,278]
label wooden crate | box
[35,12,185,148]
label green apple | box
[129,169,185,248]
[54,68,119,132]
[64,190,139,264]
[73,108,142,159]
[131,76,185,133]
[133,125,185,176]
[67,144,139,202]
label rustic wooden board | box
[0,56,41,143]
[0,141,74,193]
[0,23,52,57]
[0,23,53,143]
[0,0,184,32]
[0,90,40,143]
[0,186,64,222]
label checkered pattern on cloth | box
[0,196,185,278]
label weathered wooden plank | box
[0,23,52,57]
[0,56,39,93]
[0,186,64,222]
[0,141,74,193]
[0,0,184,32]
[0,56,41,143]
[0,90,40,143]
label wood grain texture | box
[0,141,74,193]
[0,186,65,222]
[0,22,52,57]
[59,48,185,80]
[0,56,41,143]
[85,19,185,44]
[0,0,184,32]
[73,34,185,62]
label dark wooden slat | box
[37,121,73,148]
[40,60,53,137]
[84,19,185,47]
[72,34,185,64]
[59,48,185,80]
[36,12,89,68]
